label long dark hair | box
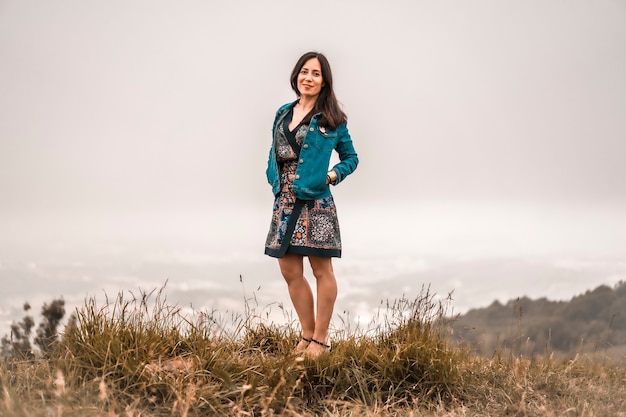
[290,51,347,130]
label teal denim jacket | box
[266,101,359,200]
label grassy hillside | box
[1,286,625,416]
[451,281,626,363]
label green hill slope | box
[451,281,626,362]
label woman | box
[264,52,359,357]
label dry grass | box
[1,286,625,416]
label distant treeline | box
[451,281,626,362]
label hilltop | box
[1,285,625,416]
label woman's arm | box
[330,123,359,185]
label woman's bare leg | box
[278,254,315,351]
[306,256,337,356]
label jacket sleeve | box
[266,107,284,194]
[331,123,359,185]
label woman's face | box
[297,58,324,99]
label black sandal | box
[310,338,331,351]
[294,337,312,353]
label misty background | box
[1,0,626,331]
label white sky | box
[1,0,626,260]
[2,0,626,333]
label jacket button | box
[299,159,304,164]
[295,174,300,179]
[303,144,308,149]
[309,127,314,132]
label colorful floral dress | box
[264,110,342,258]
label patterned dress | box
[264,111,342,258]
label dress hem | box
[264,246,341,259]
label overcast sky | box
[1,0,626,262]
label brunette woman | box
[264,52,359,357]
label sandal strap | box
[310,338,331,349]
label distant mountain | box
[450,281,626,363]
